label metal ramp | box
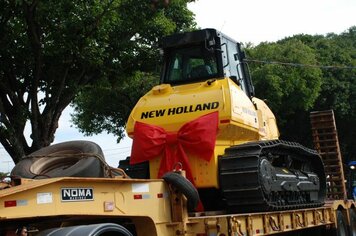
[310,110,347,200]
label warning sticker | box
[132,183,149,193]
[37,192,53,204]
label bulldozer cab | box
[160,28,255,97]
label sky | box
[188,0,355,45]
[1,0,355,173]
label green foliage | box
[70,0,196,140]
[247,39,323,125]
[283,27,356,161]
[247,27,356,162]
[0,172,9,178]
[0,0,196,163]
[72,72,158,141]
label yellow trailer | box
[0,175,355,235]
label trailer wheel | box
[349,209,356,236]
[36,223,133,236]
[11,141,105,179]
[162,172,199,211]
[335,210,348,236]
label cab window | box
[165,46,218,84]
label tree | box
[71,0,196,141]
[247,27,356,162]
[246,39,323,135]
[0,0,196,163]
[72,72,158,141]
[308,27,356,162]
[0,172,8,178]
[279,28,356,161]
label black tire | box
[11,141,105,179]
[162,172,199,211]
[36,223,133,236]
[335,210,348,236]
[349,209,356,236]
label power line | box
[244,59,356,70]
[103,146,131,152]
[105,150,131,157]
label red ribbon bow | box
[130,112,219,185]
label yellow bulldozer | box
[123,28,326,212]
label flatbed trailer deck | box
[0,176,355,235]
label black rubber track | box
[11,141,105,179]
[219,140,326,213]
[162,172,200,211]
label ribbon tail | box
[176,144,195,185]
[158,146,175,178]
